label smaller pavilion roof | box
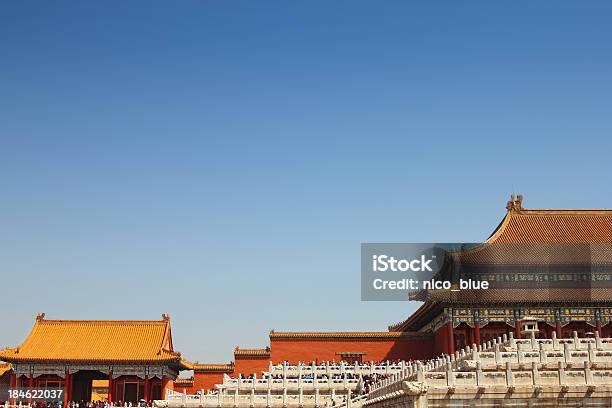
[0,314,181,364]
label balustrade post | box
[573,331,579,349]
[532,362,540,386]
[563,343,571,364]
[584,361,593,386]
[416,363,424,382]
[588,341,596,363]
[595,330,603,349]
[505,362,514,388]
[494,344,501,365]
[446,363,454,387]
[539,347,547,364]
[552,331,559,349]
[476,361,484,387]
[558,362,566,386]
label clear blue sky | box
[1,1,611,363]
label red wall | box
[192,372,227,392]
[269,337,433,364]
[433,324,449,356]
[234,356,270,377]
[185,335,435,394]
[176,372,228,394]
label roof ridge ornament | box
[36,313,45,322]
[506,193,524,212]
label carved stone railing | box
[217,376,361,393]
[268,362,409,378]
[159,388,348,407]
[362,332,612,408]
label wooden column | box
[68,372,73,403]
[144,375,150,402]
[108,371,113,403]
[161,376,169,400]
[474,321,481,346]
[64,371,72,404]
[556,320,562,338]
[514,320,522,339]
[446,322,455,355]
[28,373,34,404]
[9,373,17,405]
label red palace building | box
[0,315,180,403]
[2,196,612,398]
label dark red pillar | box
[64,372,70,405]
[68,372,73,403]
[9,373,17,404]
[596,320,602,337]
[467,326,474,346]
[474,322,481,346]
[108,371,113,403]
[556,321,562,338]
[162,375,172,400]
[514,320,522,339]
[144,375,150,402]
[447,322,455,355]
[28,373,34,404]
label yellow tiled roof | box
[269,331,422,339]
[180,360,234,372]
[489,196,612,244]
[458,197,612,264]
[0,314,181,363]
[234,347,270,357]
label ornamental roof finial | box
[506,193,524,212]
